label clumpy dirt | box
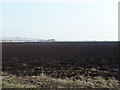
[2,42,120,88]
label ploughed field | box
[2,42,120,81]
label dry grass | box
[2,72,120,88]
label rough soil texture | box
[2,42,120,88]
[2,72,120,88]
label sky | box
[1,0,119,41]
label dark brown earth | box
[2,42,120,81]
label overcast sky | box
[1,0,118,41]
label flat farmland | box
[2,42,120,88]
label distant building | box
[48,39,55,42]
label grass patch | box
[2,72,120,88]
